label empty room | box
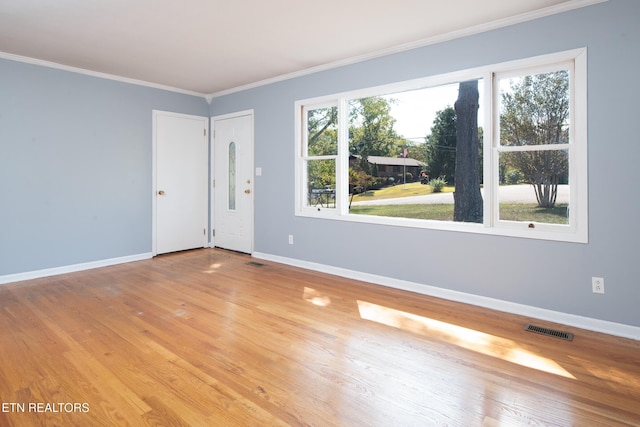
[1,0,639,425]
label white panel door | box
[153,111,208,255]
[213,113,253,254]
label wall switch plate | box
[288,235,294,245]
[592,277,605,294]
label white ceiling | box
[0,0,594,96]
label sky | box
[383,82,485,143]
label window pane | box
[228,142,236,210]
[499,150,569,224]
[306,159,335,208]
[348,81,483,223]
[499,70,570,147]
[307,106,338,156]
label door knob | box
[244,189,251,194]
[158,190,165,195]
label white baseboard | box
[253,251,640,341]
[0,253,153,285]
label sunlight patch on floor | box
[569,355,639,388]
[303,287,332,307]
[357,300,575,379]
[202,263,222,274]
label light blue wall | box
[211,0,640,328]
[0,60,208,275]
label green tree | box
[307,159,335,190]
[424,106,457,184]
[307,107,338,156]
[500,71,569,208]
[406,141,427,164]
[349,96,404,174]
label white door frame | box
[211,109,255,253]
[152,110,209,256]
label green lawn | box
[352,182,453,201]
[349,204,454,220]
[349,203,569,224]
[499,203,569,224]
[350,182,568,224]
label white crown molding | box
[209,0,607,99]
[0,253,153,286]
[0,51,208,99]
[252,250,639,341]
[1,1,606,103]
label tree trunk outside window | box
[453,80,483,223]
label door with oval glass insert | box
[212,113,254,253]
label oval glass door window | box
[229,141,236,210]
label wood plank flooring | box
[1,248,639,426]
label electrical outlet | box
[288,235,294,245]
[592,277,605,294]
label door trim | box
[210,109,255,253]
[152,110,209,256]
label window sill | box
[295,210,587,243]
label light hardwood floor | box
[1,248,638,426]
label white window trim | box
[295,48,588,243]
[297,101,340,217]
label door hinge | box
[204,228,206,235]
[212,179,215,188]
[212,229,215,237]
[204,128,207,137]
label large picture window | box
[295,49,587,242]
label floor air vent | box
[246,261,265,267]
[524,324,574,341]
